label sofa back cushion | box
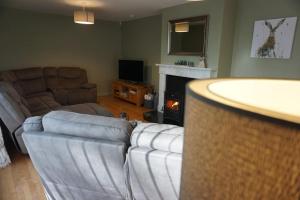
[57,67,88,89]
[13,68,47,96]
[44,67,58,89]
[131,123,184,153]
[42,111,132,143]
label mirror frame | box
[168,15,209,56]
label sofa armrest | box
[42,111,132,143]
[80,83,97,89]
[131,123,184,154]
[23,116,43,132]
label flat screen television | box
[119,60,144,83]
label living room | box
[0,0,300,199]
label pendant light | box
[74,5,94,25]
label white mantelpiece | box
[157,64,216,111]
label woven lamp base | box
[181,79,300,200]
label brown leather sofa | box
[1,67,97,115]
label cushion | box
[13,68,47,96]
[44,67,57,77]
[57,67,88,89]
[0,71,18,82]
[26,94,61,116]
[80,83,96,89]
[60,103,113,117]
[42,111,132,143]
[131,123,184,154]
[58,67,82,79]
[16,78,47,96]
[14,67,43,80]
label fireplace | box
[143,64,215,126]
[163,75,194,126]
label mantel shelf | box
[156,64,216,72]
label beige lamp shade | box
[74,10,94,25]
[181,79,300,200]
[175,22,189,32]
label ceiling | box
[0,0,190,22]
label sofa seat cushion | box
[80,83,96,89]
[26,94,61,116]
[66,88,97,104]
[60,103,113,117]
[26,91,54,98]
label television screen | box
[119,60,144,82]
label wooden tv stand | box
[112,80,152,106]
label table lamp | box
[181,79,300,200]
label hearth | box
[163,75,193,126]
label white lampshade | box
[175,22,189,33]
[74,10,94,25]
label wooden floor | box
[0,96,150,200]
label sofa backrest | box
[126,123,184,200]
[22,111,132,200]
[13,67,47,97]
[57,67,88,89]
[1,67,90,92]
[43,67,58,89]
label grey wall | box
[121,15,162,91]
[231,0,300,78]
[0,7,122,95]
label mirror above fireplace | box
[168,15,209,56]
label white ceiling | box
[0,0,190,21]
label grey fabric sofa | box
[0,81,112,154]
[126,123,183,200]
[23,111,133,200]
[23,111,183,200]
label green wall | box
[121,15,162,91]
[0,7,122,95]
[231,0,300,78]
[161,1,224,69]
[1,0,299,98]
[160,0,236,76]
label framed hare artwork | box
[251,17,298,59]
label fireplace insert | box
[163,75,194,126]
